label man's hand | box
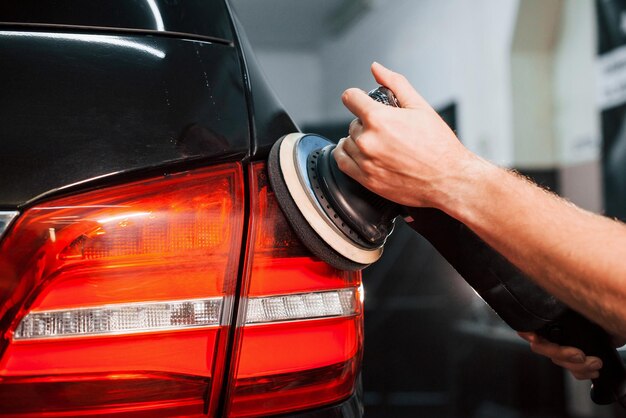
[335,63,626,355]
[333,62,487,211]
[518,332,603,380]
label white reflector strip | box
[14,298,223,340]
[245,288,357,325]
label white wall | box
[509,0,562,168]
[254,0,519,166]
[317,0,519,166]
[509,0,599,170]
[511,51,558,167]
[253,0,599,173]
[253,48,324,126]
[553,0,600,165]
[552,0,603,213]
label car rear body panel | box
[0,1,363,416]
[0,0,234,43]
[0,31,249,207]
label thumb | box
[371,62,429,109]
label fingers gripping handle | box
[403,208,626,407]
[536,310,626,406]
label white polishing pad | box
[278,133,383,265]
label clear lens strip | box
[245,288,359,325]
[14,298,223,340]
[14,288,360,339]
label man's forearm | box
[336,63,626,337]
[444,158,626,337]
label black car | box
[0,1,363,416]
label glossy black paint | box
[0,3,363,416]
[0,32,249,207]
[0,0,233,43]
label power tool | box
[267,86,626,406]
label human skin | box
[333,62,626,380]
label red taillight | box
[223,162,363,417]
[0,161,363,417]
[0,164,244,416]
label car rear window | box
[0,0,233,42]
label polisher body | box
[268,132,385,270]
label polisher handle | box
[535,309,626,406]
[368,86,400,107]
[403,206,626,406]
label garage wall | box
[318,0,518,166]
[252,0,601,191]
[252,49,323,127]
[254,0,519,166]
[554,0,600,166]
[553,0,603,212]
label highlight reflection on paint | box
[145,0,165,31]
[0,31,166,59]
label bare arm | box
[335,62,626,339]
[450,156,626,338]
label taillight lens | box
[224,162,363,417]
[0,164,244,416]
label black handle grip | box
[404,206,626,406]
[536,310,626,405]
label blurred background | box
[231,0,626,417]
